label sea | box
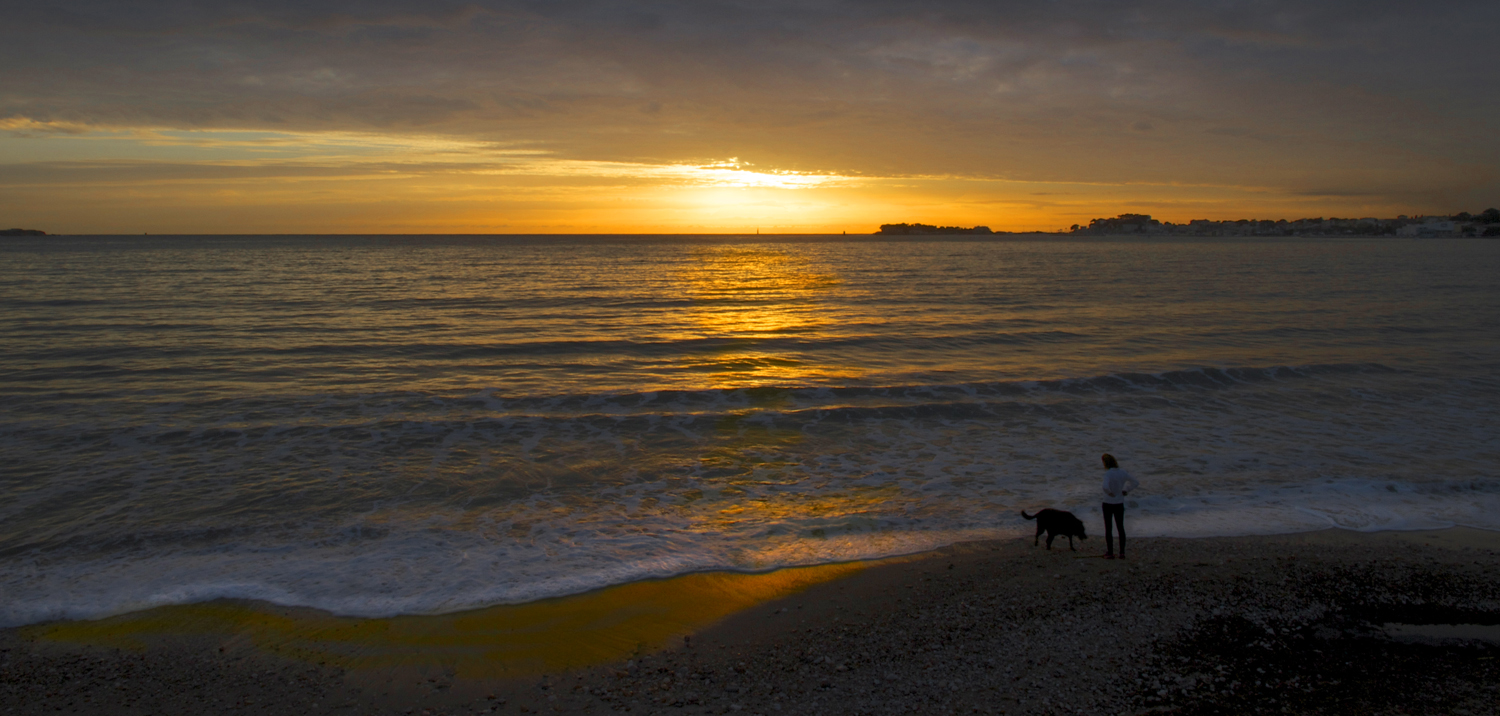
[1,235,1497,627]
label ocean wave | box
[451,362,1400,414]
[5,476,1498,627]
[2,330,1096,364]
[0,363,1401,444]
[0,363,1492,627]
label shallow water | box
[2,235,1497,625]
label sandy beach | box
[4,528,1499,716]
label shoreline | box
[5,527,1500,715]
[16,524,1496,631]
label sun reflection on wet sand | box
[33,563,866,679]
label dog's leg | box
[1034,523,1043,546]
[1045,532,1055,550]
[1068,535,1075,551]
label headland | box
[1067,208,1500,237]
[877,208,1500,237]
[874,223,994,235]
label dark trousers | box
[1103,502,1126,556]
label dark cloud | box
[2,0,1497,201]
[0,159,507,187]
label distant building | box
[1398,220,1456,237]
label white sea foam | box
[5,474,1496,627]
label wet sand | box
[4,528,1499,715]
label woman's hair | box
[1101,453,1119,469]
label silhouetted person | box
[1100,453,1138,559]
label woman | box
[1100,453,1139,559]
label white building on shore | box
[1398,219,1457,237]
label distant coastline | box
[1066,209,1500,238]
[877,209,1500,238]
[1,228,47,236]
[875,223,994,235]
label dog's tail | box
[1021,510,1036,520]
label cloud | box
[1,0,1496,215]
[0,117,93,136]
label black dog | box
[1021,509,1088,551]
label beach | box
[5,527,1498,715]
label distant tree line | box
[1452,209,1500,223]
[1068,209,1500,237]
[876,223,995,235]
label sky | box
[2,0,1497,234]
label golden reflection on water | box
[681,246,841,336]
[33,563,864,679]
[677,246,856,385]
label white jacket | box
[1102,467,1139,505]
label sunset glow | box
[2,2,1496,233]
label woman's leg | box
[1102,502,1116,556]
[1115,506,1127,557]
